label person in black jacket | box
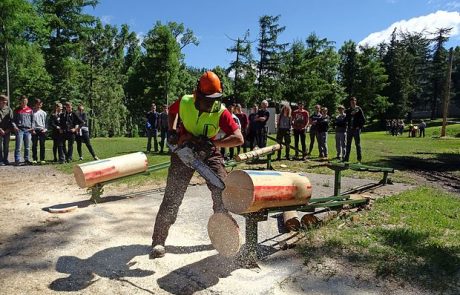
[344,97,365,163]
[0,95,13,165]
[48,102,63,162]
[146,103,159,153]
[60,102,83,163]
[76,104,99,161]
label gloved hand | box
[167,130,179,145]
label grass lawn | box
[31,119,459,185]
[267,120,460,183]
[300,186,460,292]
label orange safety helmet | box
[197,71,223,99]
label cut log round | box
[207,213,242,257]
[235,144,281,162]
[223,170,312,214]
[73,152,148,188]
[48,205,78,213]
[283,211,300,231]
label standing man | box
[146,103,159,153]
[150,71,243,258]
[158,104,169,153]
[12,95,34,165]
[60,102,83,163]
[344,97,365,163]
[307,104,322,157]
[0,95,13,165]
[418,120,426,137]
[255,100,270,148]
[334,105,347,160]
[31,99,47,164]
[292,101,309,160]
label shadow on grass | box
[367,152,460,173]
[301,227,460,292]
[49,244,154,292]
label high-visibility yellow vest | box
[179,95,225,138]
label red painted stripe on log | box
[254,186,298,201]
[84,166,118,181]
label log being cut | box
[73,152,148,188]
[234,144,281,162]
[222,170,312,214]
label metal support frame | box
[87,162,171,202]
[240,195,369,260]
[327,162,394,195]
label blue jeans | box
[15,129,32,163]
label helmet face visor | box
[195,95,221,113]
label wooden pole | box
[73,152,148,188]
[441,47,454,137]
[235,144,281,162]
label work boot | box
[149,245,165,259]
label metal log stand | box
[327,162,394,196]
[240,162,394,261]
[88,162,171,202]
[241,195,370,260]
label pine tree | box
[428,28,451,119]
[226,30,256,105]
[256,15,288,102]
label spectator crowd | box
[0,94,98,166]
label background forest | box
[1,0,459,137]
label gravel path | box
[0,164,417,294]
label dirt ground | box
[0,163,435,295]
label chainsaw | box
[167,138,225,190]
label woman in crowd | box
[75,104,99,161]
[276,104,292,161]
[48,102,63,162]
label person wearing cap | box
[344,97,365,163]
[150,71,244,259]
[0,95,14,165]
[334,105,347,160]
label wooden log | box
[207,213,242,257]
[73,152,148,188]
[301,210,338,227]
[223,170,312,214]
[283,211,301,231]
[235,144,282,162]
